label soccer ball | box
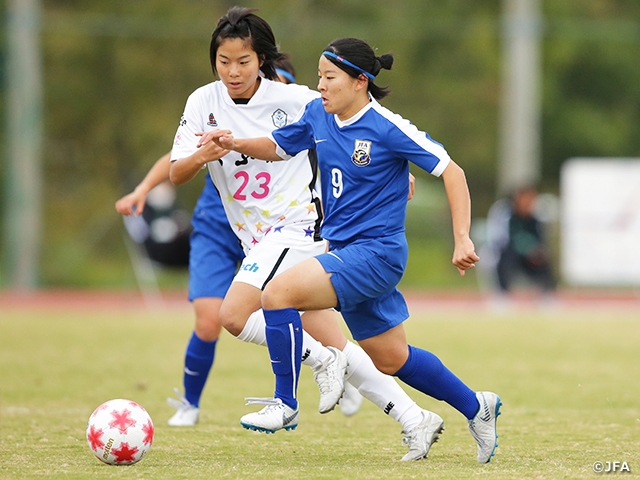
[86,399,154,465]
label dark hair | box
[210,7,283,81]
[322,38,393,100]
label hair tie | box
[322,51,375,80]
[275,68,296,84]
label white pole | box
[498,0,542,195]
[4,0,43,289]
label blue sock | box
[263,308,302,410]
[394,345,479,420]
[183,332,217,407]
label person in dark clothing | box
[495,185,556,294]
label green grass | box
[1,300,639,479]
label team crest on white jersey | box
[272,108,287,128]
[207,113,218,127]
[351,139,372,167]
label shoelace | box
[401,412,429,449]
[167,387,192,411]
[314,355,338,395]
[401,427,419,448]
[244,397,283,407]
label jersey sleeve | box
[383,110,451,177]
[270,101,316,159]
[170,89,205,162]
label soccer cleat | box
[167,388,200,427]
[240,397,299,434]
[313,346,348,414]
[339,381,363,417]
[468,391,502,464]
[401,410,445,461]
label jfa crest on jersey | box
[352,139,372,167]
[272,108,287,128]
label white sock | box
[236,309,332,369]
[300,330,333,370]
[236,310,267,346]
[342,341,424,431]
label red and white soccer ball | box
[86,398,154,465]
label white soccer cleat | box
[401,410,445,461]
[468,391,502,463]
[339,381,363,417]
[313,346,348,414]
[240,397,299,434]
[167,388,200,427]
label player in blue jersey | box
[167,8,464,462]
[205,36,502,464]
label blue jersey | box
[271,98,451,243]
[191,173,228,230]
[188,173,244,300]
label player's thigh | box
[218,281,262,336]
[301,309,347,350]
[262,257,338,311]
[318,234,407,311]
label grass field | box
[1,292,639,479]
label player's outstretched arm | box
[170,138,229,186]
[199,130,283,162]
[441,160,480,275]
[115,152,171,216]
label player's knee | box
[218,305,245,337]
[366,349,406,375]
[194,313,221,341]
[373,359,402,376]
[261,280,290,310]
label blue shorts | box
[188,177,244,301]
[316,233,410,341]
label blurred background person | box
[483,185,556,306]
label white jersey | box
[171,78,321,253]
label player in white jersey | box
[173,74,321,252]
[115,55,364,427]
[169,7,447,461]
[205,36,502,464]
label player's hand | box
[115,190,146,216]
[408,173,416,201]
[195,131,231,162]
[196,130,234,149]
[452,236,480,276]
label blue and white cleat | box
[468,391,502,463]
[240,397,298,434]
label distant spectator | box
[486,185,556,297]
[122,181,192,268]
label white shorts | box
[233,235,327,290]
